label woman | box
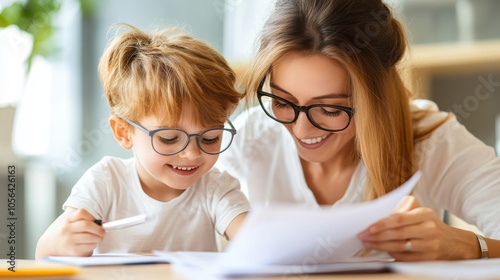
[219,0,500,261]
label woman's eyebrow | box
[270,82,350,99]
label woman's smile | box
[296,133,332,149]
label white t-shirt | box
[63,156,251,253]
[218,99,500,238]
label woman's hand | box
[357,196,480,261]
[35,208,105,258]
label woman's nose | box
[292,112,316,138]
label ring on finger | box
[404,239,412,253]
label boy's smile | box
[169,164,199,171]
[168,164,200,175]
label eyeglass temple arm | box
[125,119,153,136]
[227,119,236,133]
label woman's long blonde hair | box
[246,0,424,199]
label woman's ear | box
[109,116,133,150]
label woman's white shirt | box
[218,99,500,238]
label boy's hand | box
[56,208,106,256]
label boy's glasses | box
[257,77,355,132]
[126,120,237,156]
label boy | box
[35,24,250,258]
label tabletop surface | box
[5,259,500,279]
[78,263,433,280]
[1,260,438,280]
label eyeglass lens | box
[151,128,234,155]
[260,95,351,131]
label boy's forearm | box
[225,212,248,240]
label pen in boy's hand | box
[92,214,155,231]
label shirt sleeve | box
[414,116,500,238]
[205,169,251,237]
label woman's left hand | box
[357,195,480,261]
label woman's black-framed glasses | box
[257,77,355,132]
[126,120,237,156]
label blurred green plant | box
[0,0,97,69]
[0,0,62,68]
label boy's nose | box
[178,138,202,159]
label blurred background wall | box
[0,0,499,259]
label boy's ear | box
[109,116,133,150]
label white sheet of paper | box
[390,259,500,279]
[154,251,391,277]
[154,171,421,277]
[389,258,500,278]
[223,170,421,267]
[45,253,167,266]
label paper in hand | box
[223,170,422,266]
